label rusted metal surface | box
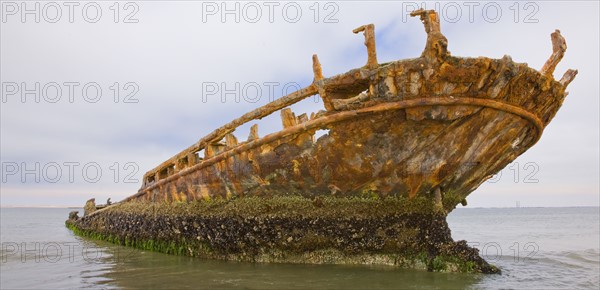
[93,10,576,215]
[122,96,544,203]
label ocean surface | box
[1,207,598,289]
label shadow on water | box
[87,237,482,289]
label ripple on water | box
[1,207,599,289]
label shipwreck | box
[67,10,577,273]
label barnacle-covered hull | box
[66,10,576,273]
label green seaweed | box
[66,196,499,274]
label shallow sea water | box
[1,207,598,289]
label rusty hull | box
[117,11,576,214]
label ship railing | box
[136,22,383,195]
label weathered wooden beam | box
[541,30,567,77]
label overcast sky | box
[1,1,598,207]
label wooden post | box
[225,134,238,147]
[247,124,259,141]
[353,24,378,69]
[410,9,448,62]
[312,54,324,81]
[541,30,567,77]
[281,108,298,129]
